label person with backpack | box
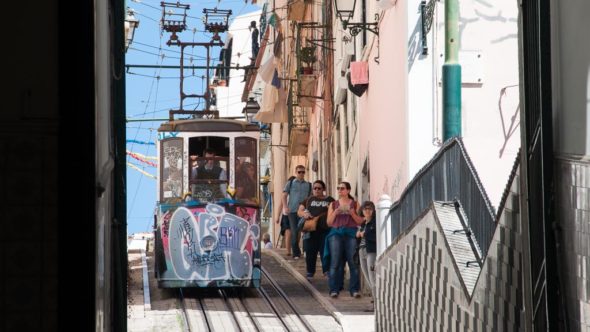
[274,177,295,255]
[281,165,312,260]
[297,180,334,281]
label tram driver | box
[190,148,228,201]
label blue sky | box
[125,0,260,235]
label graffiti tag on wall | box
[163,204,259,281]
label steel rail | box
[260,267,315,332]
[217,289,244,332]
[235,289,263,332]
[195,291,213,332]
[177,289,193,332]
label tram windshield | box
[188,136,229,202]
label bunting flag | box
[127,151,158,167]
[126,150,157,160]
[126,139,156,146]
[127,162,157,179]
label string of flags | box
[127,162,156,179]
[126,139,156,146]
[127,151,158,167]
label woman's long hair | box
[338,181,354,200]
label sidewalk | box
[263,247,375,332]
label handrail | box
[387,137,497,258]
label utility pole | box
[159,2,232,120]
[442,0,461,141]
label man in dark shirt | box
[191,148,227,201]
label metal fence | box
[387,138,497,258]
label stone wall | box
[375,170,525,331]
[555,157,590,330]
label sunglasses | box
[337,186,347,190]
[297,171,305,174]
[313,187,323,190]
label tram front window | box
[189,147,229,202]
[235,137,258,204]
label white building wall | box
[431,0,520,209]
[215,10,262,118]
[407,0,439,180]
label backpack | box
[286,177,312,197]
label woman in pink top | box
[325,181,364,298]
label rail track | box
[176,268,318,331]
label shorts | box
[280,214,290,236]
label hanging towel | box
[350,61,369,85]
[258,57,276,84]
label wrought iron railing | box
[387,138,497,258]
[287,79,309,129]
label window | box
[160,138,183,201]
[235,137,258,204]
[188,136,229,202]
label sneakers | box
[306,272,313,282]
[352,292,361,298]
[323,271,329,279]
[330,292,338,298]
[293,256,300,260]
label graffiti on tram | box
[159,204,259,281]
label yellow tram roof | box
[157,119,260,133]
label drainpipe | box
[442,0,461,141]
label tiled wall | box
[0,127,58,331]
[555,157,590,330]
[375,171,525,331]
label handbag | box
[301,215,320,232]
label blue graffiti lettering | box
[158,132,179,140]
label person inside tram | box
[189,154,199,180]
[236,161,257,202]
[191,148,228,201]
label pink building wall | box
[360,1,409,202]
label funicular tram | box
[154,119,261,288]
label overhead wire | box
[127,0,262,232]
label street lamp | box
[125,8,139,52]
[334,0,379,36]
[242,97,260,122]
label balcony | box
[287,80,309,156]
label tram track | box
[259,267,315,332]
[176,267,319,331]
